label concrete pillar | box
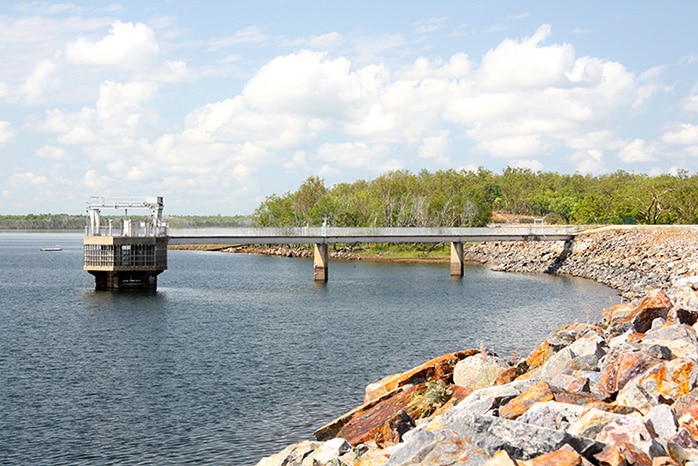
[90,271,160,291]
[314,243,329,281]
[450,241,464,277]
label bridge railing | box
[167,225,582,238]
[86,223,168,237]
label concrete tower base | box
[89,270,162,291]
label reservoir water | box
[0,233,619,465]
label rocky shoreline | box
[465,226,698,301]
[252,226,698,465]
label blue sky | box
[1,1,697,215]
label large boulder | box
[316,350,478,446]
[595,413,665,461]
[453,353,509,391]
[386,410,603,465]
[516,400,585,431]
[364,349,478,404]
[256,439,351,466]
[642,323,698,360]
[619,289,672,333]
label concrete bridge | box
[82,196,580,290]
[167,226,579,282]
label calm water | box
[0,233,618,465]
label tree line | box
[0,214,87,230]
[0,214,252,230]
[253,168,698,227]
[4,168,698,229]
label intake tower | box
[83,196,168,290]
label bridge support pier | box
[314,243,329,281]
[450,242,464,277]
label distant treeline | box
[253,168,698,227]
[0,214,86,230]
[6,168,698,229]
[165,215,253,228]
[0,214,253,230]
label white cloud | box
[566,131,618,151]
[682,94,698,113]
[36,78,160,155]
[208,26,269,49]
[572,149,605,174]
[318,164,341,177]
[154,60,192,84]
[20,59,58,104]
[414,17,448,34]
[477,25,575,90]
[0,82,9,101]
[37,145,66,160]
[242,50,359,119]
[96,80,158,122]
[0,121,16,147]
[450,23,473,37]
[417,130,450,163]
[353,33,408,64]
[618,138,656,163]
[56,124,99,146]
[179,97,309,150]
[82,169,111,189]
[505,12,530,21]
[398,53,472,80]
[283,32,344,50]
[10,172,47,185]
[474,134,549,158]
[316,142,390,170]
[634,66,672,109]
[283,150,307,170]
[512,159,543,171]
[440,26,636,161]
[662,124,698,145]
[65,21,159,69]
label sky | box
[1,1,698,215]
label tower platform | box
[83,196,168,291]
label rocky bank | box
[254,226,698,466]
[466,226,698,300]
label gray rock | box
[454,382,528,416]
[387,410,603,465]
[387,427,491,466]
[256,440,322,466]
[567,408,627,439]
[644,344,673,361]
[453,354,509,391]
[644,404,677,440]
[596,412,664,458]
[517,401,585,431]
[673,276,698,290]
[527,331,606,382]
[615,379,657,414]
[651,317,666,330]
[642,324,698,360]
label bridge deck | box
[167,226,579,245]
